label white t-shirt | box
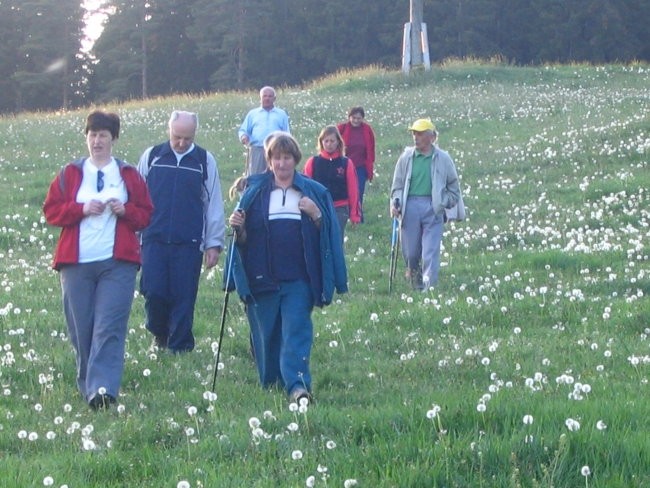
[76,158,128,263]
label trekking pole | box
[211,227,238,392]
[388,198,401,293]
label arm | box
[441,155,461,209]
[303,156,315,178]
[43,166,85,227]
[120,167,154,231]
[345,159,361,223]
[365,123,376,181]
[203,152,226,258]
[390,151,409,216]
[136,147,153,179]
[238,111,252,145]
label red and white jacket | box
[43,159,153,270]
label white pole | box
[402,23,412,74]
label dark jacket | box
[225,171,347,307]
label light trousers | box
[60,259,137,401]
[400,196,445,288]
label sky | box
[81,0,108,52]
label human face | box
[169,119,196,153]
[270,151,297,187]
[321,134,340,154]
[349,113,364,127]
[261,89,276,110]
[412,130,435,153]
[86,129,114,163]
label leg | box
[334,205,349,247]
[167,244,203,352]
[87,259,137,400]
[355,167,367,223]
[421,212,445,289]
[247,146,267,176]
[247,293,283,388]
[140,241,171,344]
[60,264,98,400]
[401,197,426,288]
[278,280,314,395]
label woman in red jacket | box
[43,111,153,410]
[337,106,375,223]
[304,125,360,246]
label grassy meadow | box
[1,61,649,487]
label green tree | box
[0,0,86,112]
[91,0,207,102]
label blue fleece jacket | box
[225,171,347,307]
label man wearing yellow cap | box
[389,118,461,290]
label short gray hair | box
[168,110,199,130]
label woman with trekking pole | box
[225,132,347,405]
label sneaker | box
[290,388,312,406]
[406,268,424,290]
[88,393,116,410]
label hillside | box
[1,62,649,487]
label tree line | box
[1,0,648,114]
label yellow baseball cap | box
[408,118,436,132]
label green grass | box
[1,61,649,487]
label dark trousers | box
[140,241,203,352]
[246,280,314,395]
[355,166,368,222]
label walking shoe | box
[151,335,168,350]
[88,393,116,411]
[290,387,312,406]
[406,268,424,290]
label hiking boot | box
[290,387,312,406]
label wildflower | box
[43,476,54,486]
[291,450,303,460]
[426,404,441,419]
[581,465,591,476]
[344,480,358,487]
[82,438,96,450]
[177,482,191,488]
[143,368,151,377]
[249,417,261,429]
[187,406,197,416]
[476,403,486,413]
[565,418,581,432]
[306,475,315,487]
[203,391,217,402]
[523,414,534,425]
[596,420,607,430]
[326,440,337,449]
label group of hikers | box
[43,85,463,409]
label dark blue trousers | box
[140,241,203,352]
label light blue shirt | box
[238,106,290,147]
